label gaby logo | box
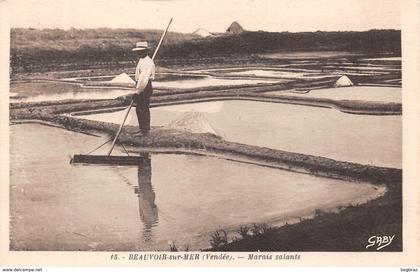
[366,235,395,250]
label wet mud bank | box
[10,81,402,116]
[10,94,402,251]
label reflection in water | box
[135,152,159,242]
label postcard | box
[0,0,419,268]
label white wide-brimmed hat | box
[132,41,149,52]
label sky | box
[7,0,401,33]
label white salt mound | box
[109,73,136,86]
[334,75,354,87]
[166,111,218,135]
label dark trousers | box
[135,81,153,132]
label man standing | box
[132,41,156,136]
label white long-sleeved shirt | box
[135,56,155,93]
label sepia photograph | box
[1,0,419,268]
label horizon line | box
[10,27,402,34]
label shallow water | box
[79,100,401,168]
[266,86,402,103]
[202,67,388,76]
[66,73,207,82]
[153,76,277,89]
[10,124,385,251]
[361,57,402,61]
[259,51,362,59]
[10,81,132,102]
[225,69,328,79]
[10,76,276,102]
[326,66,400,72]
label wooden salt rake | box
[71,18,173,165]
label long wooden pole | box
[107,99,135,156]
[107,18,173,156]
[152,18,173,61]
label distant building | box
[226,21,245,34]
[192,28,214,38]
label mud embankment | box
[11,79,402,116]
[10,93,402,181]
